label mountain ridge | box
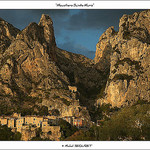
[0,10,149,122]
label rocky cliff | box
[0,14,106,121]
[96,10,150,107]
[0,10,149,121]
[0,14,72,116]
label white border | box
[0,0,149,149]
[1,141,150,149]
[0,1,149,9]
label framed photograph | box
[0,0,149,149]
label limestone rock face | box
[38,14,57,61]
[0,14,97,121]
[94,26,117,72]
[1,15,69,97]
[0,18,20,54]
[56,48,106,108]
[96,10,150,107]
[0,15,73,117]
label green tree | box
[0,125,21,141]
[58,119,78,140]
[39,106,48,116]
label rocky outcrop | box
[0,14,69,98]
[0,18,20,54]
[0,14,96,121]
[96,10,150,107]
[55,48,107,109]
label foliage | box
[0,101,13,116]
[39,106,48,116]
[0,125,21,141]
[30,137,50,141]
[51,109,60,116]
[13,132,22,141]
[73,104,150,141]
[65,130,95,141]
[58,119,78,140]
[89,104,119,122]
[60,98,71,106]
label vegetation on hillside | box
[0,125,21,141]
[66,103,150,141]
[58,119,78,140]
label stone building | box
[41,125,61,141]
[0,117,8,125]
[12,113,21,118]
[8,118,15,128]
[62,116,73,125]
[0,113,62,141]
[16,117,24,132]
[21,125,37,141]
[73,117,85,128]
[68,86,77,92]
[24,116,43,127]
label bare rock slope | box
[96,10,150,107]
[0,14,104,120]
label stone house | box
[68,86,77,92]
[47,116,57,120]
[12,113,21,118]
[48,119,59,126]
[48,126,61,141]
[0,117,8,125]
[21,125,37,141]
[42,121,49,132]
[24,116,43,127]
[16,117,24,132]
[62,116,73,125]
[34,116,43,127]
[41,124,61,141]
[0,113,62,141]
[8,118,15,128]
[73,117,85,128]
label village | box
[0,112,91,141]
[0,86,99,141]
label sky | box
[0,9,144,59]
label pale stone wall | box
[0,118,7,125]
[16,118,24,132]
[68,86,77,92]
[8,118,15,128]
[25,116,43,127]
[41,125,61,141]
[21,126,37,141]
[12,113,21,118]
